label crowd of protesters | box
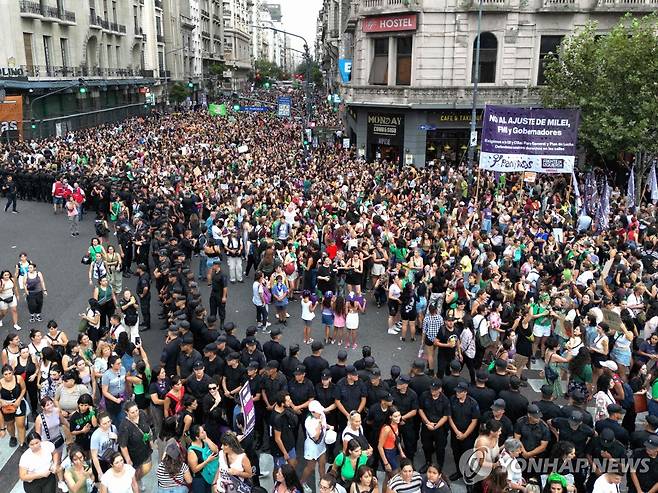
[0,86,658,493]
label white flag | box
[627,167,636,208]
[649,162,658,203]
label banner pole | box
[474,168,482,204]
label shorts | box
[371,263,386,276]
[322,313,334,326]
[532,323,551,338]
[274,447,297,468]
[0,296,17,310]
[388,300,400,317]
[401,310,417,322]
[1,400,27,422]
[53,197,64,205]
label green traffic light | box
[79,87,87,94]
[31,124,36,129]
[264,82,270,89]
[233,104,240,111]
[188,82,193,88]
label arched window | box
[472,32,497,84]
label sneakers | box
[387,328,398,335]
[58,480,69,492]
[36,314,42,322]
[9,436,17,447]
[29,315,35,323]
[13,324,21,331]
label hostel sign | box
[362,13,417,33]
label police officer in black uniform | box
[288,365,316,440]
[334,365,367,434]
[468,369,496,413]
[391,374,419,462]
[448,382,480,482]
[533,384,563,421]
[303,341,330,386]
[329,349,349,384]
[135,264,151,331]
[281,344,301,380]
[263,327,286,365]
[481,398,515,445]
[418,379,451,472]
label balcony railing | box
[19,1,75,22]
[542,0,577,5]
[202,30,210,38]
[201,9,209,17]
[344,85,540,108]
[181,14,194,28]
[596,0,658,7]
[360,0,423,11]
[23,65,154,78]
[105,21,126,33]
[19,0,42,16]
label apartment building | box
[329,0,657,166]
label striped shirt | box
[156,461,190,489]
[387,472,422,493]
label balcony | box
[540,0,578,8]
[359,0,423,14]
[89,12,102,28]
[159,69,171,79]
[19,0,42,17]
[201,9,209,17]
[23,65,153,78]
[343,85,540,109]
[463,0,513,10]
[157,34,165,43]
[202,30,210,38]
[107,21,127,34]
[181,14,194,29]
[595,0,658,9]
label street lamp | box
[162,46,186,107]
[467,0,484,183]
[29,78,87,138]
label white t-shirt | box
[388,283,401,301]
[592,474,621,493]
[19,440,55,478]
[101,464,136,493]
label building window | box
[396,37,412,86]
[472,32,497,84]
[369,37,388,86]
[537,35,564,85]
[43,35,52,71]
[23,33,34,72]
[60,38,69,68]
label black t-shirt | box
[202,355,224,379]
[481,411,514,444]
[303,355,330,385]
[177,349,203,379]
[533,399,563,422]
[392,388,419,416]
[315,383,336,409]
[148,378,172,407]
[335,379,367,412]
[211,272,228,297]
[160,337,181,376]
[288,378,315,406]
[262,373,288,403]
[551,418,594,456]
[223,364,247,393]
[514,417,550,452]
[137,274,150,299]
[468,385,497,415]
[498,390,529,424]
[69,409,96,450]
[118,412,152,465]
[271,409,297,456]
[560,404,594,428]
[629,448,658,492]
[449,396,480,432]
[186,374,213,400]
[419,391,451,424]
[486,373,511,395]
[330,363,348,384]
[263,341,286,364]
[366,381,390,409]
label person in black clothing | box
[189,306,208,352]
[221,352,246,417]
[448,382,480,482]
[560,390,595,428]
[316,370,338,447]
[186,361,213,423]
[208,262,228,330]
[499,376,529,424]
[271,391,299,467]
[176,334,203,380]
[201,344,223,380]
[303,341,330,386]
[223,323,241,353]
[245,361,265,448]
[118,225,134,277]
[486,359,512,395]
[533,384,562,422]
[288,365,316,439]
[468,370,496,413]
[435,317,460,379]
[418,380,451,472]
[481,398,515,446]
[630,415,658,450]
[263,327,286,364]
[409,359,432,398]
[549,410,594,457]
[595,403,630,447]
[584,428,627,490]
[240,337,266,370]
[281,344,301,380]
[628,434,658,493]
[135,264,151,331]
[330,349,349,384]
[391,374,419,461]
[334,365,367,434]
[262,361,289,414]
[2,175,18,212]
[366,369,390,409]
[442,360,468,399]
[354,346,373,371]
[514,405,550,463]
[159,327,182,377]
[384,365,401,390]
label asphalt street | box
[0,200,617,493]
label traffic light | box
[232,104,240,111]
[264,81,270,90]
[187,79,194,89]
[78,77,87,94]
[30,119,36,129]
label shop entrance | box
[369,143,402,166]
[425,129,472,165]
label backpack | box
[95,219,108,236]
[620,381,634,410]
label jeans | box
[4,194,17,212]
[198,255,208,279]
[158,487,189,493]
[255,304,268,325]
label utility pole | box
[467,0,483,183]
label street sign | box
[419,124,438,131]
[277,96,291,117]
[342,138,350,149]
[240,105,270,112]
